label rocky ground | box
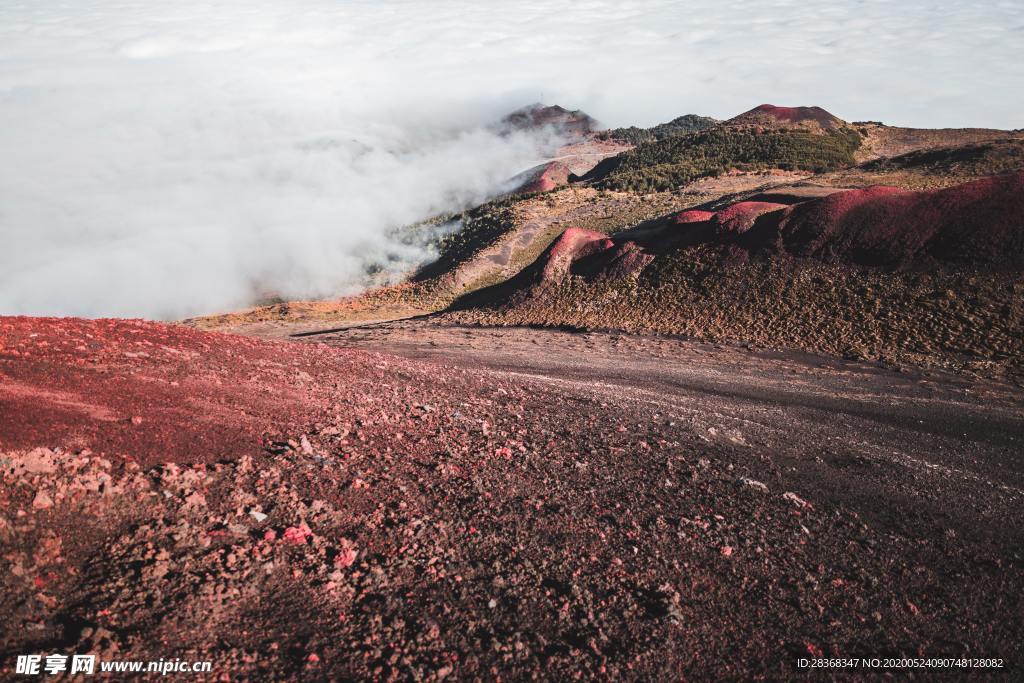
[2,316,1022,680]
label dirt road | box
[305,320,1024,549]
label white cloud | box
[1,1,1021,318]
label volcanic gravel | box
[2,316,1022,680]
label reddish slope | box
[769,172,1024,268]
[727,104,845,131]
[0,317,374,465]
[516,171,1024,285]
[540,227,617,280]
[510,160,573,194]
[672,209,716,224]
[713,201,787,235]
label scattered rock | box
[738,477,769,492]
[334,539,359,568]
[32,490,53,510]
[783,492,811,509]
[282,524,314,545]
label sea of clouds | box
[1,0,1022,318]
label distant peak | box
[729,104,845,130]
[499,104,598,137]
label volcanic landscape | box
[3,104,1023,680]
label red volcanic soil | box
[0,317,353,466]
[754,104,837,125]
[672,209,716,224]
[712,201,787,235]
[770,171,1024,268]
[728,104,844,130]
[512,161,572,194]
[537,227,655,283]
[510,171,1024,285]
[540,227,616,280]
[4,317,1024,678]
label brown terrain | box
[727,104,846,131]
[200,107,1024,358]
[3,316,1023,680]
[448,172,1024,377]
[3,103,1024,679]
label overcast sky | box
[2,0,1021,318]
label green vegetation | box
[590,127,862,192]
[597,114,718,145]
[413,198,520,280]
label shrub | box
[589,127,862,191]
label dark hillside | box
[597,113,718,145]
[582,128,862,192]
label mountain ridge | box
[193,102,1024,377]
